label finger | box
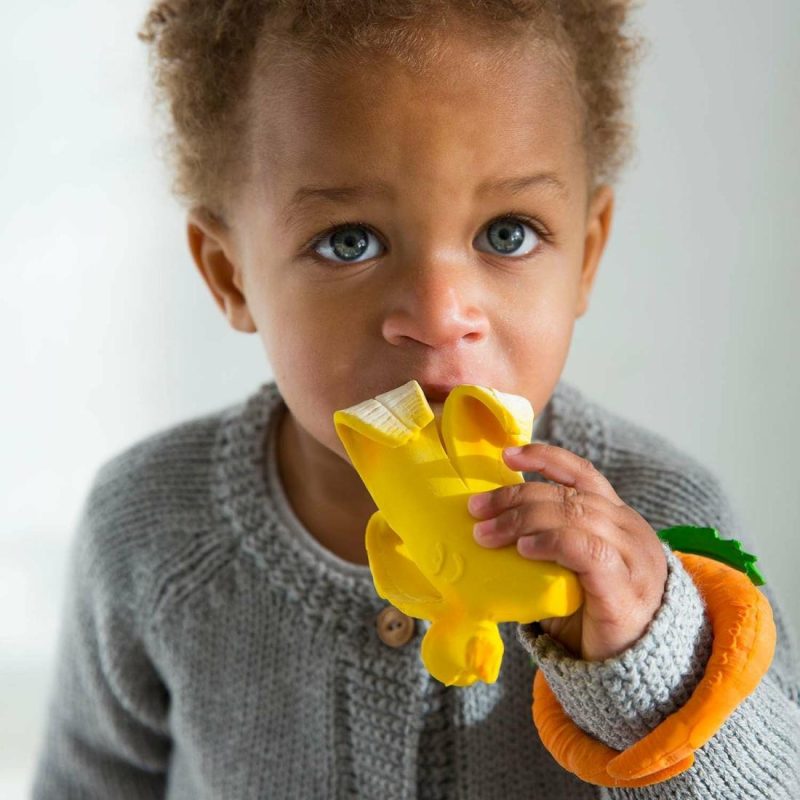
[502,443,623,506]
[468,480,619,522]
[516,527,629,597]
[472,493,618,550]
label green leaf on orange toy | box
[656,525,765,586]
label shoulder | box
[73,389,261,622]
[90,401,226,517]
[548,381,743,541]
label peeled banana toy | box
[333,379,583,687]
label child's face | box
[188,26,613,475]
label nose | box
[382,258,489,348]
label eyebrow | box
[283,171,568,226]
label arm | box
[31,483,172,798]
[517,488,800,798]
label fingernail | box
[473,519,496,539]
[504,446,523,457]
[468,493,490,514]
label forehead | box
[243,26,585,212]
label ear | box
[186,208,257,333]
[575,184,615,319]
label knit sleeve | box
[31,475,172,798]
[516,481,800,798]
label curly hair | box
[138,0,648,225]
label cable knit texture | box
[31,379,800,799]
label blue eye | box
[311,222,382,264]
[475,217,542,257]
[305,214,550,266]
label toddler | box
[32,1,800,798]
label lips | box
[418,383,458,402]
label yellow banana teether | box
[333,380,583,687]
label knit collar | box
[212,379,608,617]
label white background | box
[2,1,798,796]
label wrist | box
[517,544,711,750]
[526,550,777,788]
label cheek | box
[503,294,577,399]
[267,315,351,395]
[254,272,340,357]
[506,288,576,346]
[267,334,354,461]
[265,297,364,418]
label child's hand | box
[467,443,668,661]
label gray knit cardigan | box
[31,379,800,799]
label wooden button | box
[375,605,416,647]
